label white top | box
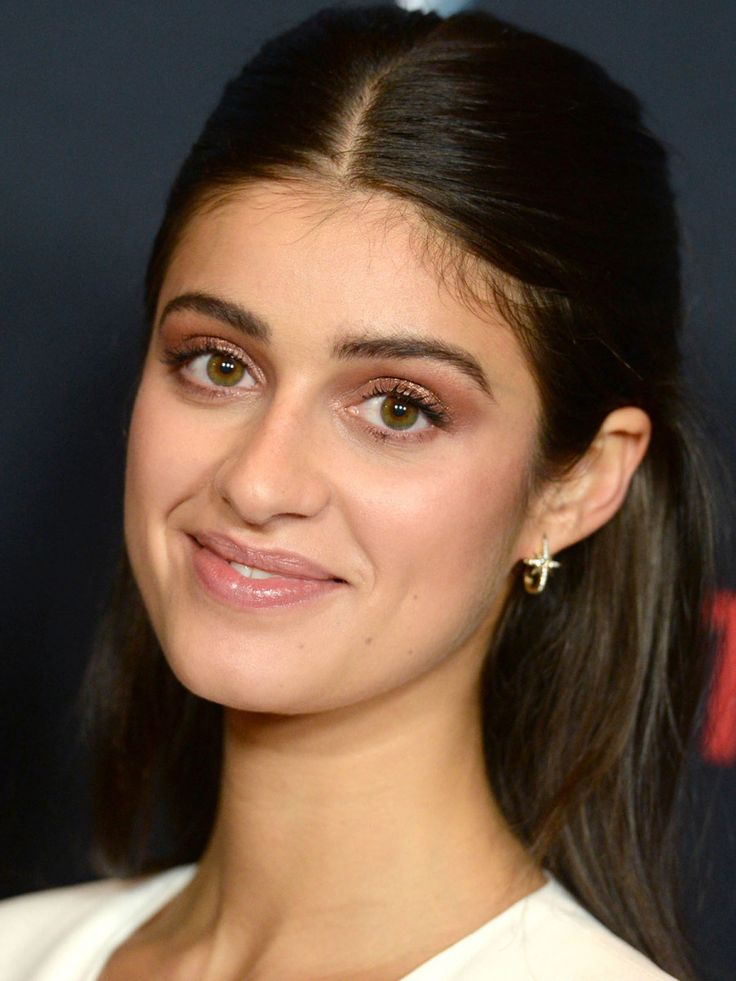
[0,865,677,980]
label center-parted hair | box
[85,8,717,978]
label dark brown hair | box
[84,7,717,978]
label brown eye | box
[205,353,246,387]
[171,348,256,393]
[380,397,420,430]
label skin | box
[106,182,650,980]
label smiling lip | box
[188,532,344,610]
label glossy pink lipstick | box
[189,532,345,610]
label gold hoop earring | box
[522,534,560,594]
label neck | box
[137,661,542,978]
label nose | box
[212,396,332,527]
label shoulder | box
[521,880,679,980]
[0,866,195,980]
[0,877,131,977]
[405,878,679,981]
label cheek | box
[123,379,217,597]
[125,381,213,522]
[319,437,530,703]
[123,377,235,649]
[349,436,530,611]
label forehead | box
[159,181,535,396]
[164,182,458,312]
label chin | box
[156,624,348,716]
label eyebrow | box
[333,334,492,397]
[158,292,271,342]
[158,291,492,397]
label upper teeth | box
[230,561,279,580]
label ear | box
[516,407,651,560]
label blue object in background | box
[396,0,472,15]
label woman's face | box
[125,182,542,715]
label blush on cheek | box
[123,385,189,635]
[355,452,526,637]
[127,380,223,508]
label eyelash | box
[364,380,449,429]
[159,339,451,437]
[160,338,256,395]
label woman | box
[0,5,715,979]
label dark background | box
[1,1,734,978]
